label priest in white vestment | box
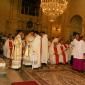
[41,33,49,64]
[11,31,24,69]
[30,32,41,69]
[23,32,35,66]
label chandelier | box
[40,0,68,22]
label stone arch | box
[69,15,82,39]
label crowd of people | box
[0,31,85,72]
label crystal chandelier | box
[40,0,68,22]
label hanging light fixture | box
[40,0,68,22]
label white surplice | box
[73,39,85,59]
[3,39,14,58]
[41,34,49,64]
[70,39,77,56]
[56,43,68,64]
[49,38,59,64]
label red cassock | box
[54,46,59,64]
[54,44,69,64]
[9,41,13,56]
[60,45,66,64]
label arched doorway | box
[69,15,82,39]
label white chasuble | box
[30,35,41,69]
[11,34,22,69]
[23,35,35,66]
[23,43,32,65]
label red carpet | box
[11,81,39,85]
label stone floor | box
[0,58,85,85]
[0,58,23,85]
[20,64,85,85]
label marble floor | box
[0,59,85,85]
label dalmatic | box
[11,35,22,69]
[29,35,41,69]
[23,43,32,66]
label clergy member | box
[57,38,68,64]
[30,31,41,69]
[49,37,59,64]
[4,34,14,67]
[41,32,49,65]
[23,32,35,66]
[11,30,24,69]
[70,32,77,65]
[72,33,85,72]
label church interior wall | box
[61,0,85,41]
[0,0,85,40]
